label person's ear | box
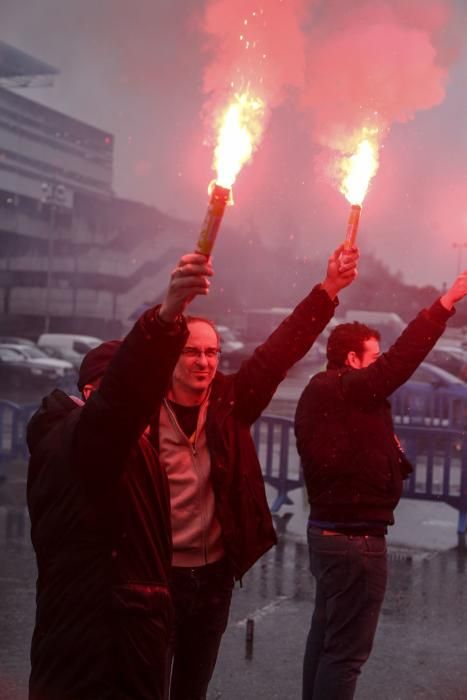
[82,384,94,401]
[346,351,361,369]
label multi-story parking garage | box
[0,42,187,339]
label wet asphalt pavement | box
[1,370,466,699]
[1,491,467,700]
[210,538,467,700]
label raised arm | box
[232,246,359,423]
[342,270,467,404]
[72,253,213,490]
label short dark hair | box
[185,315,221,346]
[326,322,380,369]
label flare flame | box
[339,137,379,205]
[213,91,265,190]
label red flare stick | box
[196,184,230,256]
[344,204,361,250]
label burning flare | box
[338,135,379,249]
[340,138,379,206]
[213,91,265,189]
[195,91,265,257]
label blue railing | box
[252,386,467,548]
[2,387,467,546]
[0,400,37,464]
[391,385,467,545]
[252,415,303,513]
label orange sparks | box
[213,91,265,190]
[339,137,379,205]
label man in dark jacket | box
[155,245,359,700]
[294,270,467,700]
[26,253,213,700]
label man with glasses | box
[154,245,359,699]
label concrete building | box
[0,42,187,339]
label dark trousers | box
[168,559,234,700]
[303,527,387,700]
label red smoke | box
[200,0,461,178]
[201,0,311,118]
[196,0,467,284]
[302,0,456,151]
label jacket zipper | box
[163,399,209,564]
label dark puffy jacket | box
[295,300,453,526]
[26,310,188,700]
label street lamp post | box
[42,181,66,333]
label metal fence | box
[252,415,303,513]
[253,386,467,548]
[391,385,467,546]
[2,387,467,547]
[0,400,37,465]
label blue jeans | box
[303,527,387,700]
[168,559,234,700]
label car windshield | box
[15,346,49,360]
[412,363,462,386]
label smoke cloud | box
[199,0,461,152]
[302,0,457,152]
[201,0,311,104]
[197,0,465,220]
[1,0,467,285]
[200,0,311,167]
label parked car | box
[342,310,406,349]
[391,362,467,428]
[218,322,326,373]
[0,346,62,393]
[217,325,244,353]
[37,333,103,369]
[425,343,467,381]
[0,344,75,377]
[409,361,464,387]
[217,325,245,370]
[0,335,36,346]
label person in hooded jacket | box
[26,253,213,700]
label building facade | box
[0,43,188,339]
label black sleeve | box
[232,285,337,424]
[71,308,188,491]
[341,299,454,405]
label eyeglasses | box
[181,347,221,359]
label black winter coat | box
[295,300,453,526]
[26,283,336,698]
[26,310,188,700]
[159,284,338,579]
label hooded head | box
[77,340,121,393]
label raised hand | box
[441,270,467,310]
[159,253,214,323]
[321,244,359,300]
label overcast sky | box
[2,0,467,288]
